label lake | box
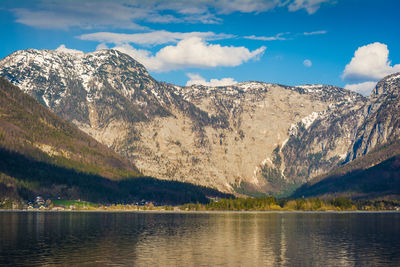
[0,211,399,266]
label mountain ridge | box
[0,77,231,205]
[0,77,139,179]
[1,48,398,197]
[289,73,400,200]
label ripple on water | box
[0,212,399,266]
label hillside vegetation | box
[1,49,400,199]
[0,77,139,179]
[291,141,400,199]
[0,78,231,205]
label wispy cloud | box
[11,1,149,30]
[303,30,327,35]
[79,30,235,46]
[7,0,335,30]
[244,32,289,41]
[288,0,334,15]
[245,30,327,41]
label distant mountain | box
[1,48,399,198]
[0,78,230,205]
[291,73,400,200]
[347,72,400,160]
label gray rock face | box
[0,48,397,195]
[347,73,400,160]
[281,73,400,188]
[281,86,366,184]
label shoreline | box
[1,209,400,214]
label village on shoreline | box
[2,195,400,212]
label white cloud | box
[157,0,331,15]
[96,43,109,50]
[303,59,312,67]
[344,81,377,96]
[213,0,283,14]
[9,0,333,30]
[12,2,148,30]
[114,37,266,72]
[288,0,332,14]
[113,44,162,70]
[303,30,327,35]
[55,44,83,55]
[186,73,238,87]
[245,30,327,41]
[244,32,288,41]
[79,30,234,46]
[342,42,400,82]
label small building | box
[35,196,45,205]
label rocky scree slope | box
[0,49,379,195]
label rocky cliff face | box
[170,83,366,194]
[281,86,366,184]
[2,48,396,196]
[347,73,400,160]
[281,73,400,190]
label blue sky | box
[0,0,399,95]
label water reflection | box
[0,212,399,266]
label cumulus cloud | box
[113,44,161,70]
[288,0,332,14]
[303,59,312,67]
[342,42,400,82]
[55,44,83,54]
[186,73,238,87]
[114,37,266,72]
[344,81,377,96]
[9,0,333,30]
[79,30,234,46]
[342,42,400,96]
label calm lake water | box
[0,211,399,266]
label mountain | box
[280,88,366,184]
[0,77,139,179]
[1,48,397,197]
[290,73,400,199]
[291,141,400,200]
[173,83,365,195]
[0,78,231,205]
[347,72,400,160]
